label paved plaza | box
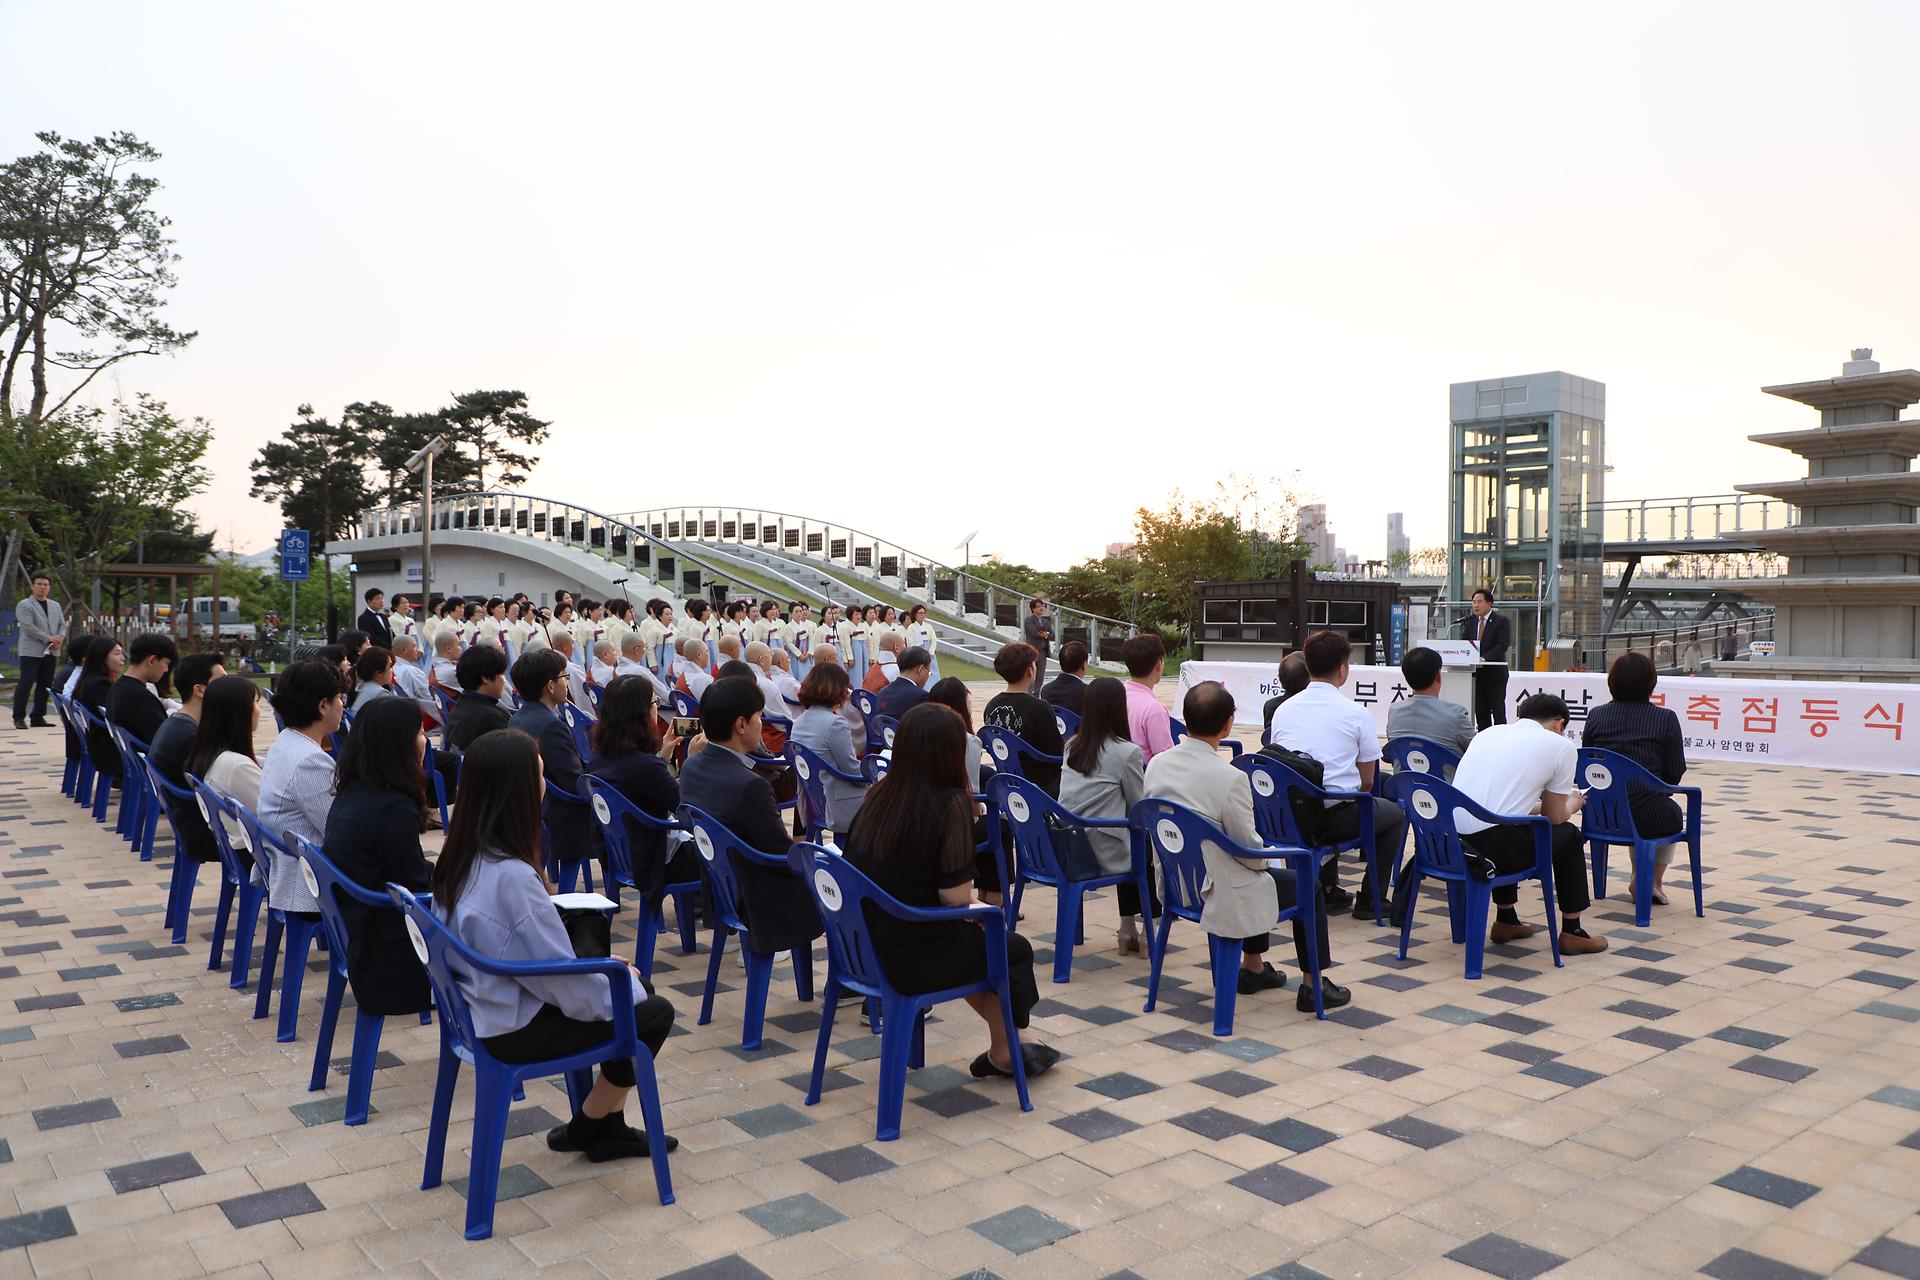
[1,712,1919,1280]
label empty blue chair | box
[978,725,1062,783]
[1391,773,1563,979]
[142,757,203,935]
[790,741,868,844]
[582,776,699,978]
[391,886,673,1240]
[189,778,267,989]
[1052,706,1081,740]
[1236,753,1384,924]
[1577,747,1704,928]
[294,835,429,1125]
[1132,798,1324,1031]
[788,841,1032,1141]
[543,778,598,894]
[991,775,1149,984]
[676,805,814,1051]
[1169,716,1245,758]
[235,809,325,1041]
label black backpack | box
[1255,743,1331,848]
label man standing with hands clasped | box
[12,572,64,730]
[1464,587,1511,730]
[1023,598,1054,691]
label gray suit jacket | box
[13,597,63,658]
[1385,695,1475,757]
[1143,737,1278,939]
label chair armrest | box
[880,899,1008,927]
[1072,817,1133,829]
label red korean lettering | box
[1741,697,1778,734]
[1686,694,1722,731]
[1865,702,1905,742]
[1800,698,1840,738]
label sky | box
[6,1,1920,569]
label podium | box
[1426,639,1505,714]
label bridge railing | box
[617,505,1141,663]
[1599,494,1795,545]
[1616,553,1789,581]
[1572,613,1776,675]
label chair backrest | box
[106,724,146,778]
[850,689,878,719]
[431,686,460,717]
[861,753,889,784]
[1391,772,1477,879]
[586,683,605,712]
[988,773,1080,886]
[978,725,1062,781]
[1575,746,1657,841]
[189,775,253,888]
[675,804,775,934]
[141,756,198,843]
[669,690,700,719]
[582,775,680,892]
[1127,797,1224,924]
[232,803,296,910]
[1168,715,1186,744]
[1381,735,1461,781]
[784,841,901,998]
[788,741,835,835]
[1232,753,1324,848]
[869,714,899,752]
[388,885,486,1064]
[558,701,595,760]
[75,702,119,771]
[289,833,390,964]
[1053,706,1081,739]
[430,752,460,829]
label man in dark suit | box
[107,632,178,746]
[358,588,393,650]
[874,646,933,721]
[1039,641,1090,716]
[1465,588,1512,730]
[678,676,821,955]
[506,649,596,862]
[446,644,512,752]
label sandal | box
[1116,927,1141,956]
[970,1043,1061,1080]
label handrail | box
[1595,494,1797,543]
[618,504,1138,645]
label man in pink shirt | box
[1123,634,1175,762]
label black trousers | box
[483,995,675,1090]
[1243,868,1332,973]
[1323,797,1408,911]
[1463,821,1590,917]
[1473,666,1509,731]
[11,655,54,723]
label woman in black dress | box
[842,702,1056,1081]
[1582,651,1687,905]
[585,675,696,902]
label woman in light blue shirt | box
[431,729,678,1163]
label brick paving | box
[2,716,1919,1278]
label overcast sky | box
[6,2,1918,568]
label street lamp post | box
[405,436,448,609]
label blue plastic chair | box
[141,757,202,935]
[119,729,166,862]
[850,689,879,721]
[991,775,1150,984]
[189,778,267,988]
[49,693,81,798]
[390,886,674,1240]
[1235,753,1384,924]
[866,713,899,755]
[558,700,596,762]
[1391,773,1563,979]
[1131,798,1324,1032]
[978,726,1063,784]
[1577,747,1705,928]
[676,805,814,1051]
[430,752,460,831]
[787,841,1032,1141]
[860,753,890,784]
[293,835,429,1125]
[235,810,325,1041]
[582,777,700,978]
[1169,716,1245,758]
[669,689,700,720]
[543,778,598,894]
[1052,706,1081,740]
[57,694,96,808]
[73,703,122,827]
[790,741,868,844]
[106,724,150,850]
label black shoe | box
[1322,885,1354,910]
[1236,962,1288,995]
[1298,980,1350,1013]
[10,722,24,731]
[547,1112,678,1160]
[28,719,51,729]
[970,1043,1060,1079]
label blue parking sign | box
[280,529,311,582]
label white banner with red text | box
[1176,661,1913,774]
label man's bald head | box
[621,631,646,658]
[744,641,772,671]
[392,635,420,660]
[593,638,617,663]
[814,643,840,667]
[877,631,904,655]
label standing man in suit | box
[358,588,393,650]
[505,649,596,864]
[12,572,64,729]
[1465,588,1512,731]
[1022,599,1055,691]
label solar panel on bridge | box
[934,578,955,600]
[784,528,800,548]
[723,521,737,539]
[533,512,547,533]
[806,533,822,552]
[741,522,755,541]
[667,521,680,539]
[703,520,718,538]
[855,546,872,568]
[763,526,779,544]
[830,538,846,559]
[906,566,926,588]
[879,555,898,577]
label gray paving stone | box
[969,1205,1078,1254]
[741,1192,846,1239]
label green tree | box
[1049,555,1138,622]
[0,131,195,424]
[248,403,375,632]
[1128,477,1312,639]
[964,556,1052,600]
[434,389,550,492]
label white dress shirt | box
[1266,679,1379,800]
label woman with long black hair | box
[1057,676,1149,953]
[321,695,433,1019]
[73,633,125,769]
[434,729,677,1161]
[187,675,265,856]
[842,702,1055,1081]
[585,675,695,899]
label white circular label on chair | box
[301,860,319,897]
[592,793,611,825]
[991,738,1009,761]
[1584,763,1613,791]
[1055,715,1068,736]
[795,757,811,781]
[694,826,716,862]
[1156,819,1183,853]
[195,795,211,823]
[813,869,843,912]
[1410,789,1439,821]
[882,727,895,747]
[1006,792,1030,824]
[1407,750,1430,774]
[1250,771,1275,797]
[405,916,428,963]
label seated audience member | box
[389,635,435,709]
[678,678,819,952]
[1122,633,1175,763]
[548,631,598,720]
[874,645,932,720]
[1267,629,1408,920]
[811,644,863,745]
[768,649,803,710]
[75,636,125,776]
[863,631,904,693]
[790,663,865,832]
[187,676,266,834]
[925,677,989,790]
[323,695,434,1020]
[258,660,345,917]
[715,659,755,682]
[680,641,714,700]
[715,633,743,669]
[586,675,697,896]
[153,656,229,865]
[429,631,462,691]
[1385,646,1474,756]
[1146,681,1347,1011]
[1580,652,1687,904]
[844,702,1056,1080]
[109,631,178,745]
[1057,675,1149,952]
[434,729,676,1162]
[53,634,91,767]
[982,642,1065,797]
[1450,693,1605,954]
[743,642,792,754]
[317,644,355,700]
[350,646,395,712]
[1040,641,1091,716]
[338,629,370,672]
[590,638,620,689]
[616,632,673,703]
[446,643,512,752]
[1259,652,1311,748]
[506,650,596,859]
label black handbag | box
[1045,814,1105,880]
[557,906,612,959]
[1256,743,1331,847]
